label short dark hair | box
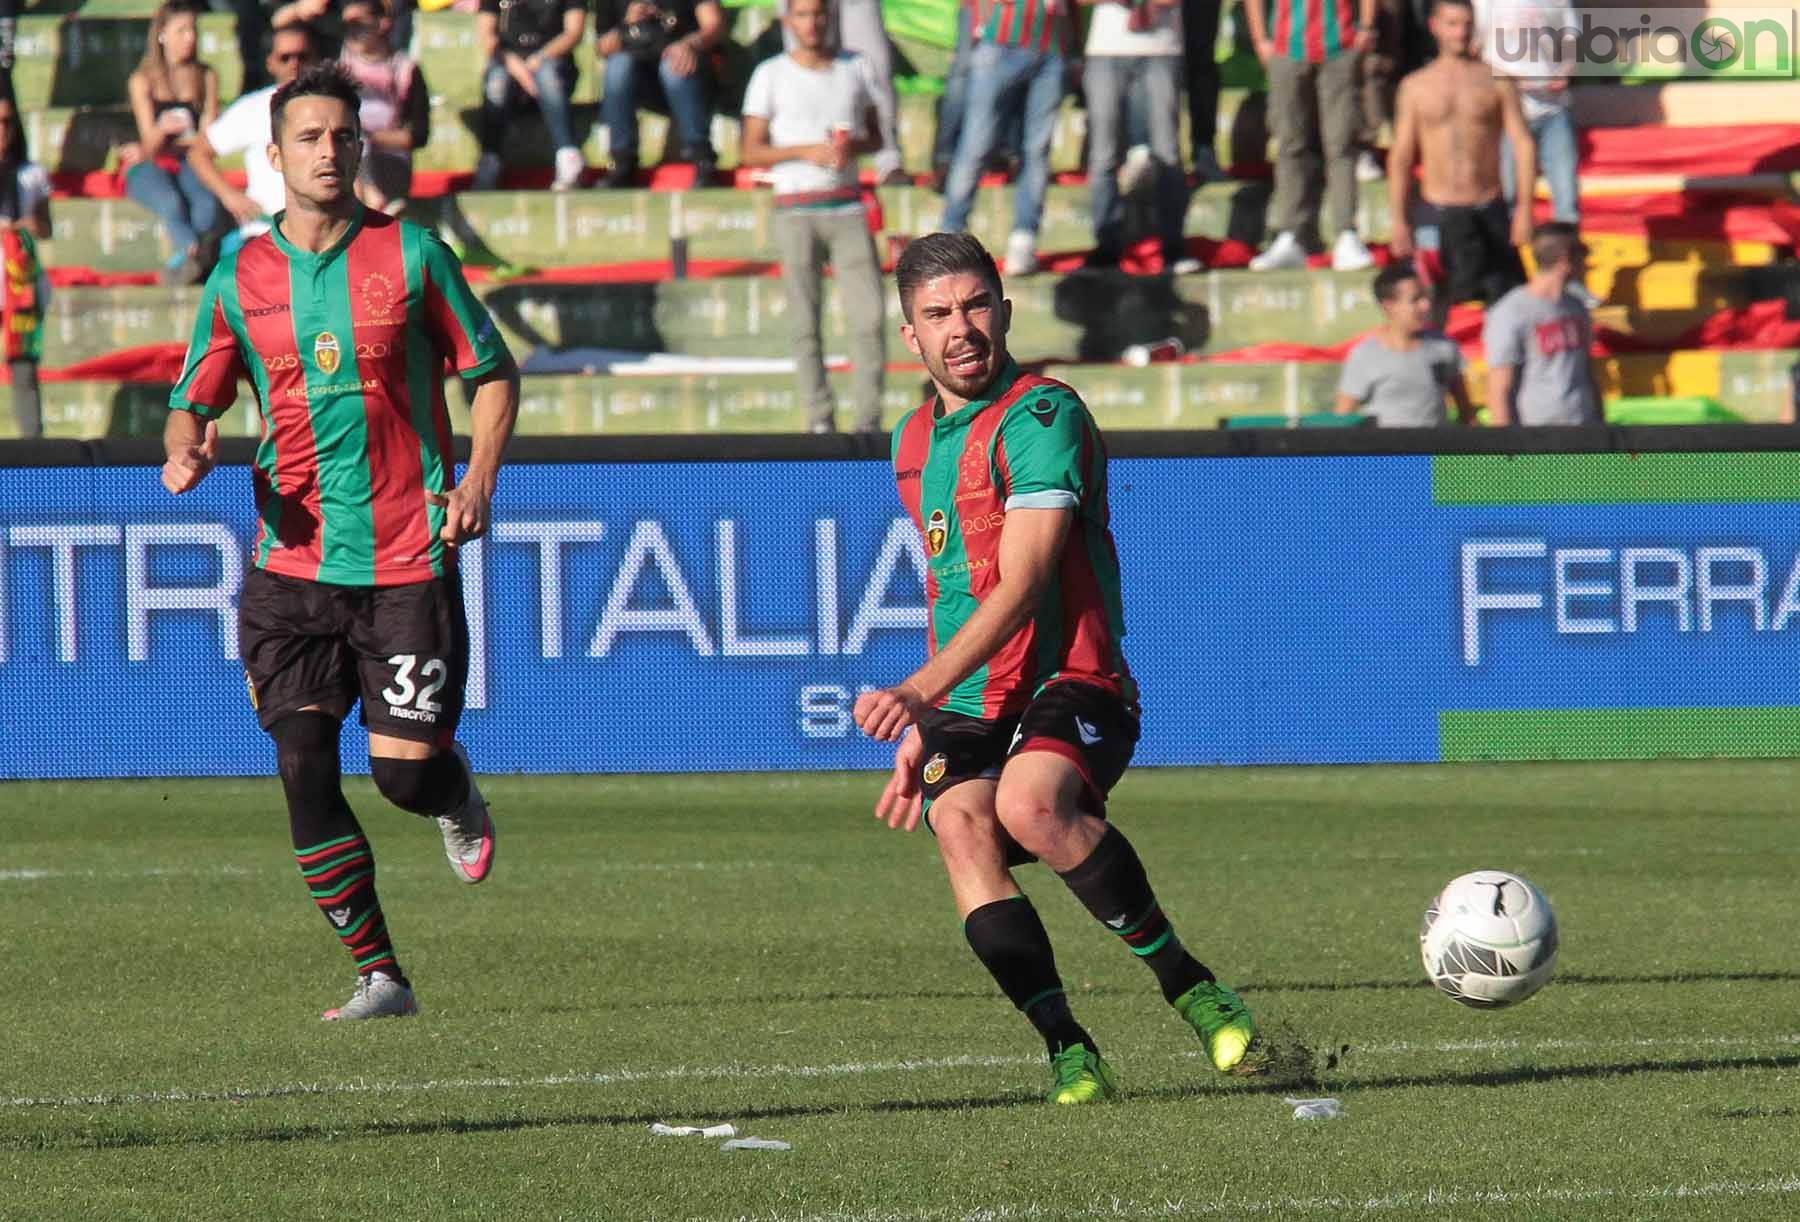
[895,233,1003,322]
[1430,0,1472,13]
[1373,262,1421,303]
[1531,221,1585,270]
[271,61,362,142]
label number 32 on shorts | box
[381,653,447,715]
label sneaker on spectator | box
[687,148,717,186]
[1355,148,1386,183]
[552,146,584,190]
[877,166,911,187]
[1003,230,1039,277]
[1249,231,1307,272]
[1191,148,1229,185]
[1117,145,1154,196]
[603,157,637,188]
[473,152,501,191]
[1331,229,1376,271]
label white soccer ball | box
[1420,870,1558,1009]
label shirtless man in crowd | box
[1388,0,1536,314]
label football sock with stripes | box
[272,712,406,984]
[1058,825,1213,1003]
[963,895,1095,1056]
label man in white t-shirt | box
[188,25,319,242]
[741,0,886,433]
[1081,0,1195,274]
[1475,0,1578,223]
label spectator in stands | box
[1476,0,1578,224]
[1335,263,1473,425]
[1246,0,1377,272]
[475,0,588,190]
[0,94,48,437]
[1388,0,1534,317]
[931,0,1023,193]
[939,0,1073,276]
[1355,0,1404,181]
[741,0,886,433]
[774,0,906,186]
[1083,0,1198,275]
[189,24,319,242]
[1181,0,1226,181]
[339,0,430,213]
[594,0,725,187]
[1483,222,1599,425]
[123,3,224,287]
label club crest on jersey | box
[922,753,947,785]
[925,509,948,557]
[358,272,399,323]
[313,331,342,374]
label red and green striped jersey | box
[891,360,1135,720]
[1267,0,1357,62]
[169,207,506,587]
[973,0,1070,53]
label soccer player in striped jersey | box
[854,233,1262,1103]
[161,64,520,1022]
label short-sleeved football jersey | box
[890,360,1135,719]
[170,206,507,587]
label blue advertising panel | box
[3,453,1799,778]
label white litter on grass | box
[722,1137,792,1151]
[1285,1096,1343,1120]
[650,1122,737,1138]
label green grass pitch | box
[3,761,1798,1219]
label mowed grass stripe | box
[11,1032,1798,1111]
[759,1176,1800,1220]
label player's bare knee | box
[370,751,468,817]
[993,788,1062,856]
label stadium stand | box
[9,0,1800,436]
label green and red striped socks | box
[294,832,400,979]
[1058,826,1213,1003]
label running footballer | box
[162,63,520,1021]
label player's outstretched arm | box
[161,413,218,494]
[854,506,1073,741]
[432,352,521,547]
[874,731,926,831]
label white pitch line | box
[9,1033,1799,1112]
[748,1176,1800,1221]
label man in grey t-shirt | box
[1336,264,1474,426]
[1483,223,1602,426]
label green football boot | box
[1173,980,1264,1075]
[1047,1044,1118,1105]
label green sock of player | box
[275,712,406,984]
[294,825,402,980]
[963,895,1094,1055]
[1058,826,1212,1003]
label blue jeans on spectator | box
[940,42,1064,236]
[1501,106,1579,223]
[601,51,713,161]
[933,18,1024,171]
[481,56,579,154]
[1086,55,1187,263]
[125,160,223,253]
